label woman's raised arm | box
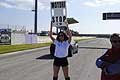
[64,20,72,43]
[49,21,55,42]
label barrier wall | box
[11,32,26,45]
[25,34,37,44]
[11,31,37,45]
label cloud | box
[84,0,120,7]
[0,0,49,11]
[0,2,13,8]
[84,2,99,7]
[0,0,72,11]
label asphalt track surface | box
[0,38,111,80]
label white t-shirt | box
[54,40,70,58]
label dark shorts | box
[53,57,69,67]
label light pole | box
[32,0,37,34]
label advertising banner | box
[103,12,120,20]
[0,29,11,45]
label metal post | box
[34,0,37,34]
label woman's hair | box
[110,33,120,41]
[56,31,68,41]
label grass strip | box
[0,38,94,54]
[0,42,51,54]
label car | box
[39,31,48,36]
[50,40,78,57]
[69,40,78,54]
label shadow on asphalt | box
[36,54,54,60]
[36,46,108,60]
[79,46,109,49]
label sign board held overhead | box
[103,12,120,20]
[50,1,67,28]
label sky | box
[0,0,120,34]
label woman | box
[49,21,72,80]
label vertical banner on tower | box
[50,1,67,28]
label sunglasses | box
[59,34,64,37]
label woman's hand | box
[64,19,68,25]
